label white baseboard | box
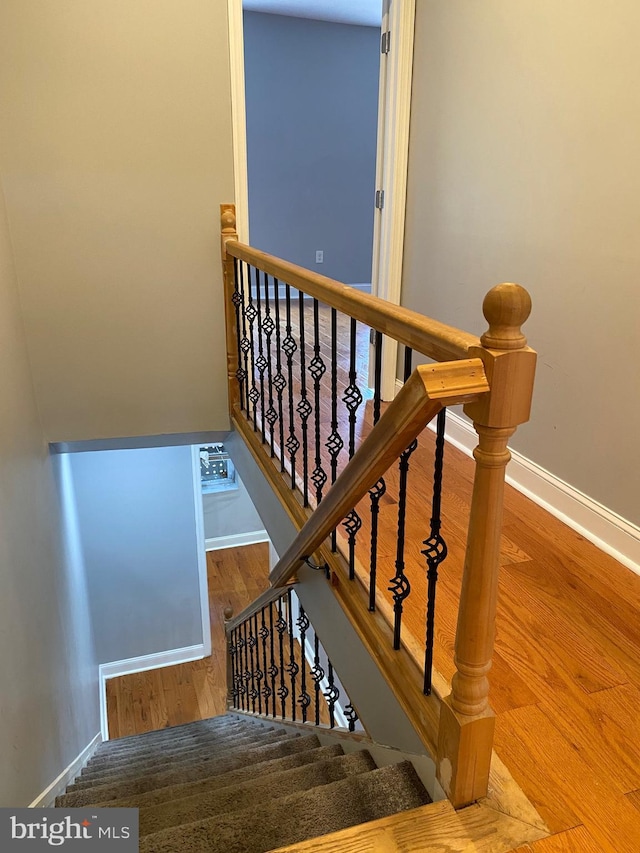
[99,643,207,740]
[29,732,102,808]
[205,530,269,551]
[395,379,640,575]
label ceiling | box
[242,0,382,28]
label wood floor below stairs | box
[106,440,640,852]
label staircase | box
[56,714,431,852]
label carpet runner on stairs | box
[56,714,432,852]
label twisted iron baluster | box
[268,602,278,718]
[259,606,271,717]
[368,330,385,611]
[297,292,311,506]
[272,278,286,470]
[310,632,324,726]
[324,661,339,729]
[238,262,251,415]
[229,628,238,708]
[389,347,417,650]
[248,618,258,713]
[245,266,259,431]
[282,285,299,489]
[285,589,299,721]
[296,605,311,722]
[309,298,327,504]
[253,612,263,715]
[255,269,268,442]
[422,408,448,694]
[342,317,363,579]
[242,622,250,711]
[276,597,289,718]
[231,258,247,408]
[344,704,359,733]
[325,307,343,551]
[263,272,278,457]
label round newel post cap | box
[220,204,236,233]
[223,606,234,622]
[481,283,532,350]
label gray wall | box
[203,473,265,542]
[402,1,640,526]
[0,177,99,807]
[244,12,379,283]
[67,445,204,664]
[0,0,234,443]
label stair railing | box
[220,205,536,807]
[226,587,360,732]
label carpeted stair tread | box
[96,715,248,753]
[94,718,253,758]
[56,734,323,808]
[79,730,288,782]
[137,751,378,836]
[67,731,300,792]
[90,745,344,810]
[138,762,431,853]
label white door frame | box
[226,0,416,398]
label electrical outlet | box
[315,250,324,264]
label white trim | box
[372,0,416,401]
[395,376,640,577]
[99,644,207,740]
[227,0,250,242]
[192,446,212,657]
[205,530,269,551]
[29,733,102,808]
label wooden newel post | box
[220,204,240,413]
[436,283,536,807]
[223,606,235,706]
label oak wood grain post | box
[221,204,241,413]
[223,606,235,708]
[436,283,536,808]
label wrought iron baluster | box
[238,262,251,415]
[283,285,299,489]
[422,408,448,694]
[389,347,417,650]
[310,632,324,726]
[246,266,259,430]
[296,605,311,723]
[272,278,286,470]
[286,589,299,721]
[368,330,385,611]
[342,317,364,579]
[268,602,277,718]
[324,661,339,729]
[229,628,238,708]
[242,621,250,711]
[325,307,343,551]
[259,606,271,717]
[255,269,267,443]
[250,617,258,714]
[297,292,311,506]
[344,703,359,733]
[309,298,327,505]
[276,597,289,719]
[262,273,278,457]
[253,612,263,715]
[231,258,247,408]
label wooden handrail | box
[226,240,480,363]
[225,584,293,632]
[269,359,489,588]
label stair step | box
[95,716,252,756]
[138,762,431,853]
[92,745,345,810]
[80,729,289,782]
[56,734,323,807]
[138,751,377,836]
